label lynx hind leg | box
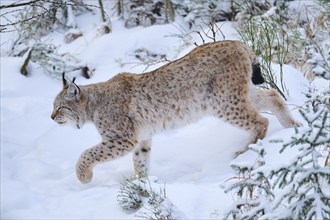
[214,97,269,157]
[133,139,151,178]
[234,109,268,157]
[249,87,302,128]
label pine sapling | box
[269,90,330,220]
[224,142,274,220]
[117,176,186,219]
[117,177,146,211]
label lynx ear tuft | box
[62,72,68,88]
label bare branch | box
[0,1,39,10]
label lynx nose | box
[51,111,56,120]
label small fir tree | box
[117,177,145,211]
[269,90,330,220]
[117,176,186,219]
[224,142,274,220]
[224,89,330,220]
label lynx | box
[51,40,300,184]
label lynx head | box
[51,73,88,129]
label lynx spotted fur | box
[51,41,300,184]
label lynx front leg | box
[133,139,151,178]
[76,138,136,184]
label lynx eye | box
[58,106,72,112]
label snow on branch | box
[117,176,186,219]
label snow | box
[0,4,326,219]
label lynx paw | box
[76,162,93,184]
[234,147,249,158]
[287,118,303,128]
[293,120,303,127]
[234,151,244,158]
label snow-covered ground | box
[0,4,321,219]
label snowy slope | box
[1,10,311,219]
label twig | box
[20,49,32,76]
[98,0,106,22]
[0,0,39,10]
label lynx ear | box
[66,78,81,100]
[62,72,68,88]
